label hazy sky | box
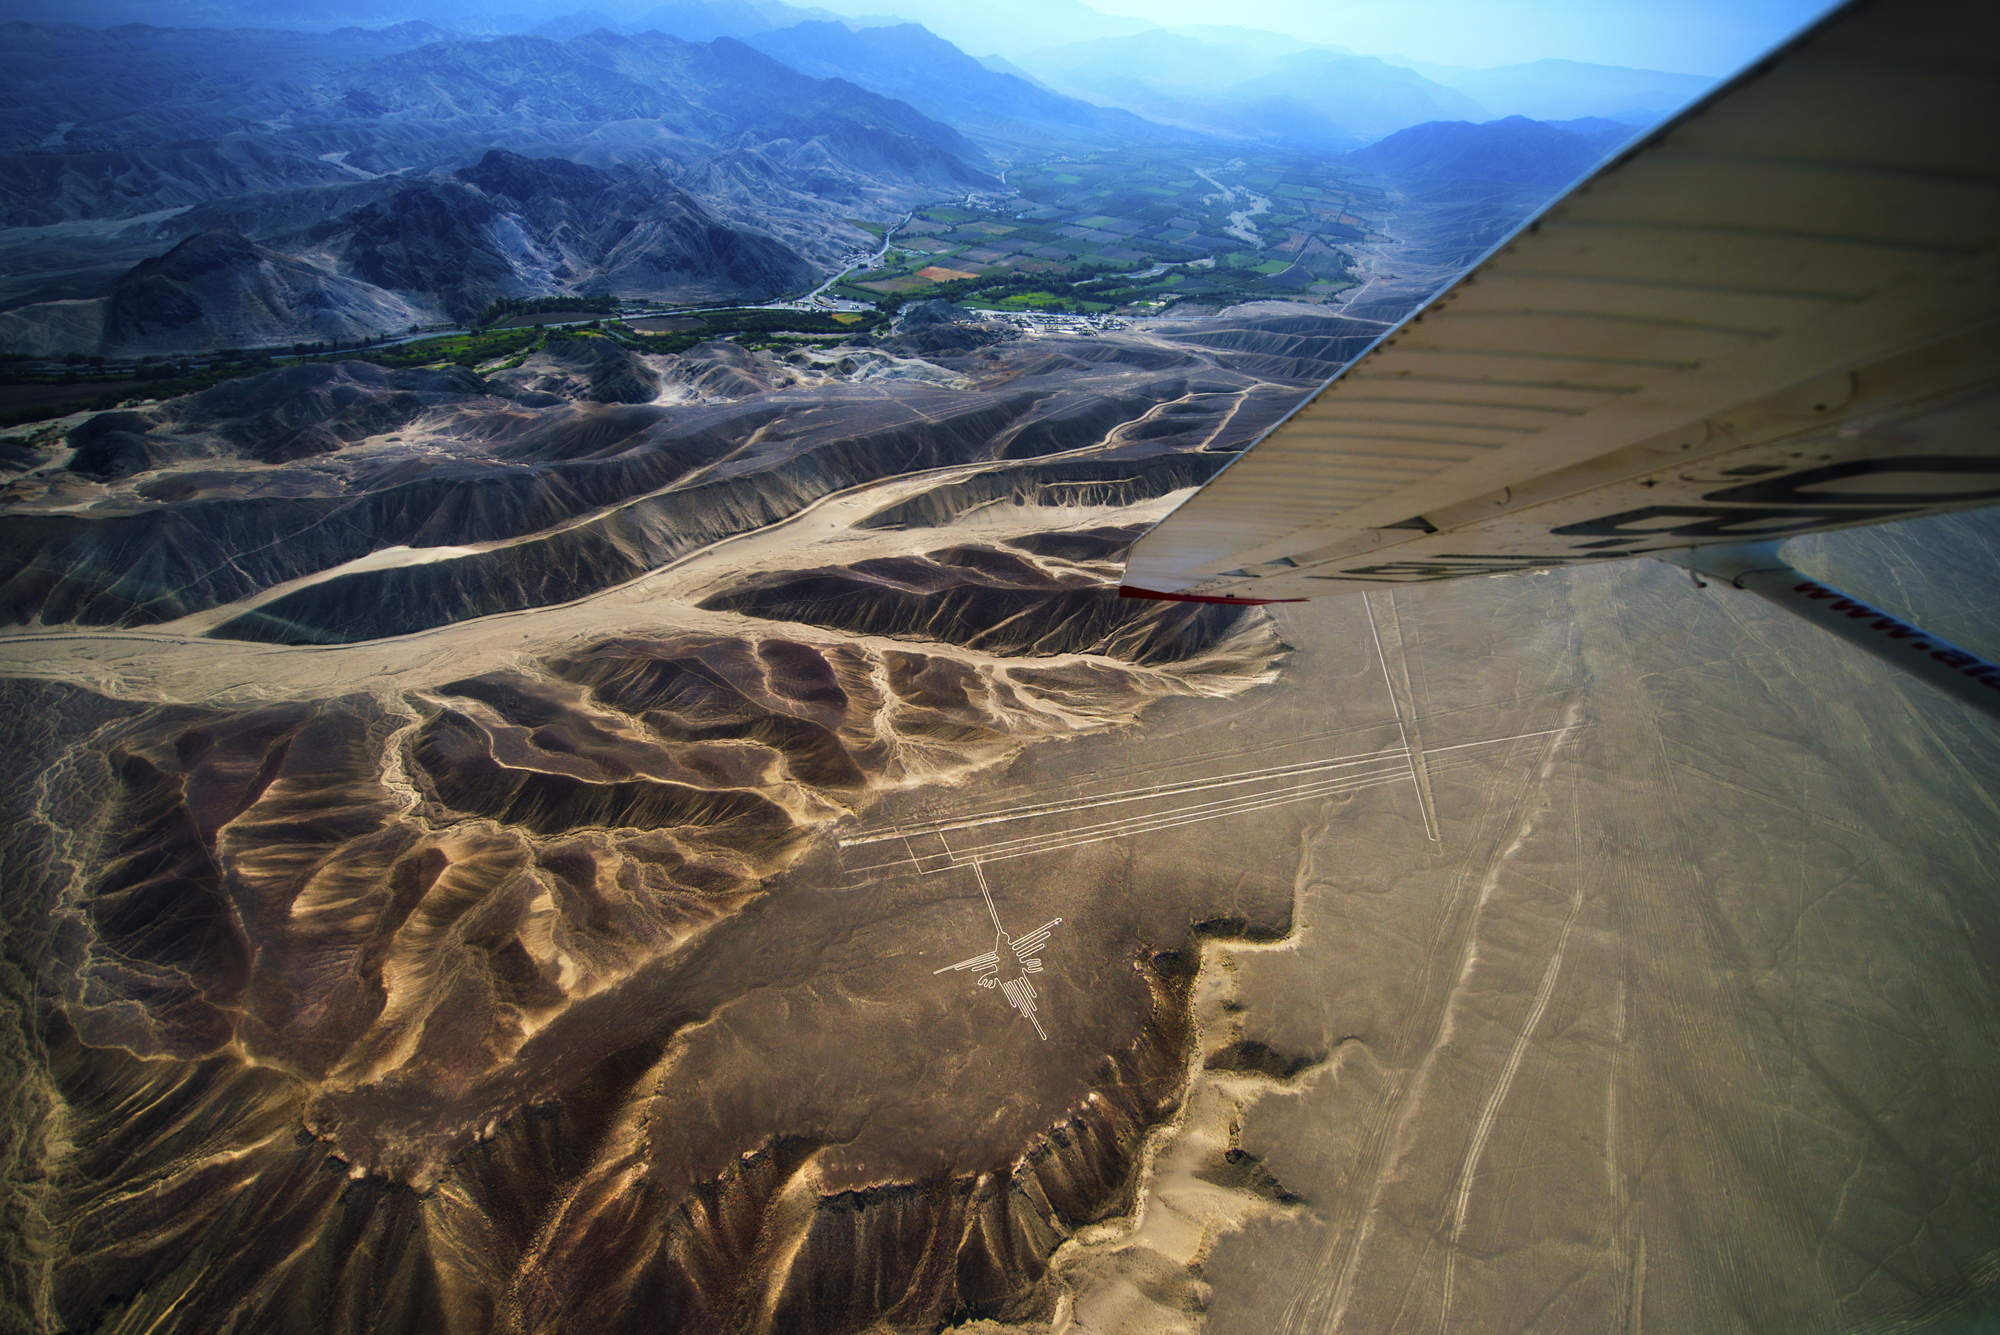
[1078,0,1836,74]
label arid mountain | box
[0,19,999,353]
[0,311,1369,637]
[0,150,817,355]
[0,23,995,243]
[0,229,430,358]
[314,150,817,319]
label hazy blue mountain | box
[339,28,988,163]
[0,19,458,155]
[532,9,621,38]
[0,0,535,30]
[745,21,1187,152]
[1543,116,1647,154]
[1215,48,1490,141]
[0,22,995,232]
[793,0,1155,59]
[974,52,1058,91]
[1017,29,1486,146]
[622,0,847,40]
[1345,114,1613,191]
[1167,24,1354,59]
[1381,55,1715,123]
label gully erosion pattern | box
[0,314,1374,1333]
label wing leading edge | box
[1120,0,2000,605]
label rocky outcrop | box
[21,603,1281,1333]
[699,543,1259,664]
[0,230,430,358]
[313,152,818,322]
[488,337,663,405]
[54,360,493,486]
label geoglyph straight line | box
[956,765,1416,859]
[954,743,1561,867]
[844,722,1589,880]
[849,767,1415,876]
[847,724,1587,859]
[840,746,1417,847]
[1367,591,1440,844]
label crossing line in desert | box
[1366,591,1440,844]
[841,744,1420,849]
[843,725,1584,876]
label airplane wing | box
[1121,0,2000,608]
[933,950,999,976]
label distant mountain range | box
[0,20,1008,286]
[0,17,995,354]
[1334,114,1646,290]
[1347,115,1639,192]
[774,0,1157,60]
[1012,27,1713,147]
[744,21,1187,154]
[1380,55,1715,123]
[0,22,993,230]
[1014,29,1488,148]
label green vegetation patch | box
[474,293,618,327]
[342,327,544,369]
[621,306,885,354]
[860,277,937,294]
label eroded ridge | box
[20,583,1288,1331]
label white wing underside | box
[1121,0,2000,602]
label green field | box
[824,147,1371,317]
[614,308,885,353]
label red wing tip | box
[1117,584,1308,605]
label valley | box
[829,149,1376,315]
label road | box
[801,206,923,309]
